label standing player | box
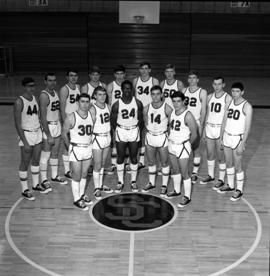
[160,64,185,107]
[39,73,67,189]
[142,85,173,196]
[218,82,252,201]
[59,69,81,179]
[14,77,44,200]
[62,93,94,210]
[200,77,232,189]
[183,70,207,183]
[133,62,159,168]
[90,86,113,200]
[110,80,144,193]
[168,91,198,207]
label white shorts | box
[145,132,168,148]
[168,140,191,159]
[115,126,140,143]
[69,144,92,162]
[223,132,243,150]
[43,122,61,139]
[18,128,43,147]
[92,134,111,150]
[205,123,221,140]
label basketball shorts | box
[92,133,111,150]
[223,131,243,150]
[145,132,168,148]
[205,123,221,140]
[18,128,42,147]
[69,143,92,162]
[115,126,140,143]
[43,122,61,139]
[168,140,191,159]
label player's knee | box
[72,172,81,182]
[40,151,50,165]
[130,156,138,164]
[117,155,125,164]
[20,162,29,171]
[94,162,102,171]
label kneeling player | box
[168,91,198,207]
[142,85,173,196]
[62,93,93,210]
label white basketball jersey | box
[207,92,228,125]
[169,109,190,144]
[225,100,247,135]
[184,87,202,121]
[147,102,168,134]
[70,111,93,144]
[65,84,80,115]
[111,81,122,105]
[93,103,111,133]
[135,77,154,107]
[20,95,40,130]
[117,97,138,127]
[41,90,60,122]
[87,82,102,98]
[162,80,178,107]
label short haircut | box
[89,66,101,74]
[139,62,151,69]
[45,72,56,81]
[171,91,186,101]
[188,70,199,78]
[231,82,244,91]
[212,76,225,83]
[66,69,78,76]
[150,85,162,93]
[114,65,126,73]
[165,64,175,70]
[77,93,90,101]
[21,77,35,86]
[121,80,133,90]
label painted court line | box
[128,232,135,276]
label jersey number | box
[227,109,240,120]
[185,97,197,107]
[150,113,161,124]
[121,108,135,119]
[210,102,221,113]
[100,112,110,124]
[170,119,181,131]
[51,101,60,111]
[70,94,76,104]
[163,89,176,98]
[114,90,121,99]
[137,86,149,95]
[26,105,38,116]
[78,125,92,136]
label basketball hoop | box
[133,15,145,24]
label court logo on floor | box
[91,193,176,232]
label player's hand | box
[48,136,55,146]
[24,143,32,153]
[236,142,245,155]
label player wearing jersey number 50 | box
[219,82,253,201]
[168,91,198,207]
[111,80,144,193]
[62,93,94,210]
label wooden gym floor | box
[0,105,269,276]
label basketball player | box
[62,93,94,210]
[183,70,207,183]
[218,82,252,201]
[90,87,113,200]
[168,91,198,207]
[39,73,67,189]
[142,85,173,196]
[14,77,44,200]
[160,64,185,107]
[81,66,106,103]
[59,69,81,179]
[110,80,144,193]
[200,77,232,189]
[133,62,159,168]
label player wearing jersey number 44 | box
[219,82,253,201]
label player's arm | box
[59,85,68,122]
[165,103,173,117]
[143,104,150,128]
[61,113,74,151]
[241,102,253,152]
[153,77,159,86]
[220,99,233,146]
[185,111,198,149]
[132,77,138,89]
[89,105,96,126]
[199,88,208,135]
[177,80,185,91]
[101,82,107,90]
[204,93,213,124]
[160,80,165,89]
[136,99,144,131]
[81,84,88,94]
[110,101,119,131]
[106,82,113,105]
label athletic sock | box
[79,178,86,197]
[19,171,28,192]
[219,163,226,181]
[161,166,170,187]
[227,167,235,189]
[93,171,100,189]
[50,158,58,179]
[71,180,80,202]
[183,178,192,199]
[117,163,125,184]
[40,151,50,182]
[99,168,104,188]
[236,171,244,192]
[148,165,157,186]
[130,163,138,182]
[62,154,70,174]
[171,174,181,193]
[193,156,201,174]
[207,160,215,178]
[30,166,39,187]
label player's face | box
[78,97,90,111]
[151,89,162,103]
[90,72,100,82]
[188,74,199,86]
[114,71,125,82]
[212,79,225,93]
[45,75,56,89]
[231,88,244,100]
[67,72,78,84]
[122,83,133,99]
[172,97,185,111]
[24,82,36,94]
[96,90,107,104]
[139,65,151,77]
[165,68,175,80]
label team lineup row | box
[14,63,253,210]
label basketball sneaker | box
[200,175,214,185]
[178,196,191,208]
[100,185,113,193]
[212,180,224,191]
[166,190,181,198]
[142,183,155,193]
[81,194,93,205]
[105,164,116,175]
[32,183,47,194]
[138,162,145,170]
[94,188,102,200]
[73,199,89,211]
[51,175,68,185]
[64,171,72,179]
[217,184,234,194]
[40,180,52,193]
[160,186,168,197]
[191,173,198,184]
[115,182,124,193]
[21,189,35,201]
[131,181,139,192]
[230,190,243,201]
